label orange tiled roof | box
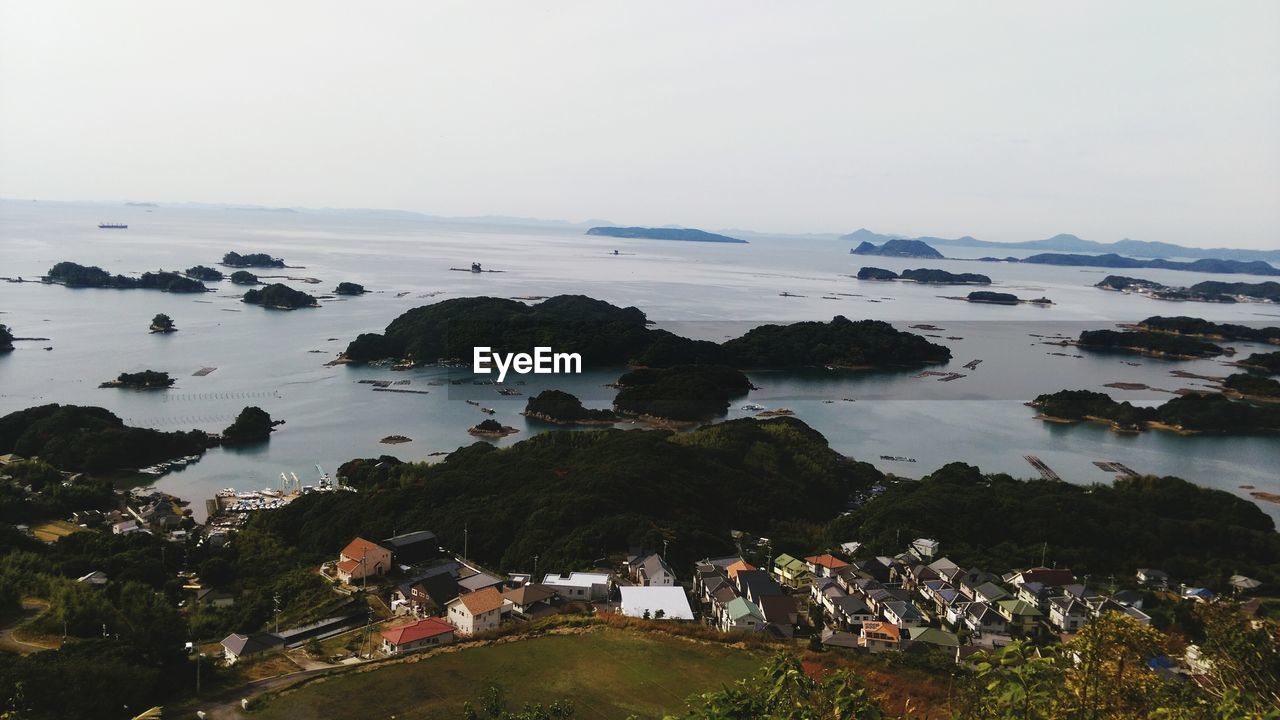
[341,537,386,562]
[336,559,360,574]
[726,560,756,580]
[862,621,901,642]
[457,586,504,615]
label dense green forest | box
[1139,315,1280,344]
[229,270,259,284]
[1077,329,1223,358]
[242,283,318,309]
[827,462,1280,587]
[613,365,752,421]
[1032,389,1280,433]
[967,291,1019,304]
[900,268,991,284]
[1240,350,1280,374]
[0,405,210,475]
[855,266,899,280]
[150,313,176,332]
[257,417,863,572]
[106,370,175,389]
[523,390,618,423]
[1223,372,1280,399]
[720,317,949,368]
[222,251,285,268]
[184,265,224,281]
[45,262,207,293]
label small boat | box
[98,223,128,229]
[471,262,483,273]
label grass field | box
[30,520,83,543]
[251,628,765,720]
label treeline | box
[45,262,207,293]
[0,405,211,475]
[1032,389,1280,433]
[1140,315,1280,344]
[1223,372,1280,399]
[341,295,951,369]
[222,251,285,268]
[107,370,175,389]
[1077,329,1223,358]
[184,265,224,281]
[1241,350,1280,374]
[613,365,752,421]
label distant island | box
[1138,316,1280,344]
[100,370,175,390]
[721,316,951,368]
[1222,373,1280,401]
[964,291,1052,306]
[184,265,225,281]
[0,324,13,352]
[613,365,753,422]
[585,226,748,243]
[523,390,618,424]
[334,282,367,295]
[839,228,1280,263]
[45,262,207,293]
[850,239,943,259]
[989,252,1280,277]
[857,267,991,284]
[242,283,318,310]
[229,270,260,285]
[149,313,176,333]
[1032,389,1280,434]
[1095,276,1238,303]
[222,251,286,268]
[1076,329,1224,359]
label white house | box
[619,586,694,620]
[446,587,504,636]
[542,572,611,602]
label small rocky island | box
[242,283,318,309]
[184,265,225,281]
[857,267,991,284]
[965,291,1052,306]
[45,262,208,293]
[523,390,618,424]
[149,313,177,333]
[229,270,260,285]
[100,370,175,389]
[335,282,367,295]
[223,251,287,268]
[468,418,519,437]
[221,406,281,444]
[586,226,747,244]
[850,239,944,259]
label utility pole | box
[195,651,201,696]
[463,522,469,560]
[1040,542,1047,567]
[273,593,281,634]
[533,554,539,581]
[662,538,669,560]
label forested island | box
[467,418,519,437]
[523,389,618,424]
[1222,373,1280,400]
[998,252,1280,276]
[966,291,1019,305]
[721,316,951,367]
[222,251,286,268]
[0,404,211,474]
[45,262,207,293]
[850,239,944,258]
[220,406,280,444]
[1076,329,1224,359]
[100,370,175,390]
[585,226,747,243]
[1138,316,1280,344]
[1096,276,1238,303]
[1190,280,1280,302]
[1239,350,1280,374]
[0,324,12,352]
[229,270,259,285]
[149,313,176,333]
[334,281,367,295]
[613,365,753,421]
[1031,389,1280,434]
[184,265,224,281]
[856,267,991,284]
[242,283,318,309]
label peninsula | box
[1076,329,1224,359]
[585,226,748,243]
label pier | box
[1023,455,1061,481]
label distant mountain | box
[586,227,748,244]
[840,228,1280,262]
[849,238,944,259]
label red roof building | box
[380,617,455,654]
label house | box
[380,617,454,654]
[821,628,862,649]
[834,596,875,628]
[881,600,923,628]
[996,599,1043,635]
[112,519,142,535]
[909,538,939,560]
[619,586,694,620]
[772,553,811,587]
[446,587,504,636]
[721,597,765,632]
[859,621,901,652]
[839,541,862,556]
[927,557,963,583]
[336,537,392,584]
[1091,598,1152,625]
[502,583,558,618]
[757,594,799,628]
[630,553,677,587]
[905,626,960,655]
[1005,567,1076,588]
[1230,575,1262,593]
[542,572,610,602]
[724,559,757,582]
[392,572,461,616]
[1135,568,1170,588]
[805,554,849,579]
[735,569,784,605]
[1047,596,1089,632]
[220,632,284,664]
[381,530,439,567]
[957,569,1003,600]
[196,587,236,608]
[457,571,504,594]
[964,601,1008,635]
[973,581,1011,604]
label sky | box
[1,2,1277,248]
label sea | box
[1,199,1278,523]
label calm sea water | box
[1,200,1277,522]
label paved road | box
[172,666,346,720]
[0,599,55,654]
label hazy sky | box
[2,2,1277,247]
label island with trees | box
[523,389,618,424]
[585,226,747,243]
[850,238,944,258]
[229,270,260,285]
[0,324,12,352]
[184,265,224,281]
[334,281,367,295]
[1239,350,1280,374]
[964,291,1052,305]
[1095,276,1238,303]
[999,252,1280,276]
[0,404,211,473]
[1031,388,1280,434]
[99,370,176,390]
[45,262,208,292]
[149,313,176,333]
[467,418,519,437]
[613,365,753,422]
[1222,372,1280,401]
[1188,280,1280,302]
[220,406,281,444]
[1076,329,1224,359]
[1137,316,1280,344]
[222,251,286,268]
[721,316,951,368]
[242,283,318,310]
[856,267,991,284]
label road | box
[172,665,346,720]
[0,599,56,654]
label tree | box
[149,314,175,332]
[674,654,884,719]
[1192,603,1280,715]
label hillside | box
[585,226,747,243]
[0,404,210,474]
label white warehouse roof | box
[619,586,694,620]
